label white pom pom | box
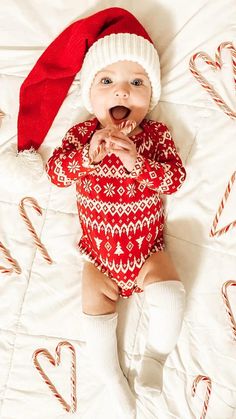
[0,144,44,190]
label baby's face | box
[90,60,151,128]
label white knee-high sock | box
[83,312,136,418]
[134,280,186,396]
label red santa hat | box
[2,7,160,187]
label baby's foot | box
[107,374,136,418]
[134,355,164,397]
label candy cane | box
[19,197,52,264]
[221,280,236,340]
[192,375,212,419]
[189,41,236,120]
[118,119,137,135]
[209,171,236,237]
[33,341,77,413]
[216,42,236,85]
[0,241,21,274]
[89,142,106,163]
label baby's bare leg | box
[82,261,119,315]
[82,262,136,418]
[136,250,180,290]
[135,251,186,397]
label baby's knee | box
[142,251,180,288]
[82,263,119,314]
[103,279,120,302]
[144,272,180,288]
[82,288,117,315]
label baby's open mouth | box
[109,106,131,121]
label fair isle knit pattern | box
[46,118,186,298]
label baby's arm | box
[46,124,97,187]
[130,123,186,194]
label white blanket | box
[0,1,236,418]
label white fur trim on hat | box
[0,144,44,190]
[80,33,160,114]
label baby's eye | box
[101,77,112,84]
[131,78,143,86]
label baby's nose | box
[114,86,129,98]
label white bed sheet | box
[0,1,236,418]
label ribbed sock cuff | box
[145,280,186,308]
[83,312,118,339]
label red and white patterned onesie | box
[46,118,186,298]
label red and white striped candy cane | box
[33,341,77,413]
[189,41,236,120]
[192,375,212,419]
[221,280,236,340]
[209,171,236,237]
[19,197,52,264]
[89,142,106,163]
[0,241,21,274]
[118,119,137,135]
[216,42,236,85]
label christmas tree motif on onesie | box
[136,236,145,249]
[94,237,102,250]
[114,242,124,255]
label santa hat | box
[2,7,160,187]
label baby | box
[45,7,186,419]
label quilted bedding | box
[0,1,236,418]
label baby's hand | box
[89,120,137,168]
[89,127,115,164]
[108,131,138,172]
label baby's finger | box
[93,129,114,143]
[109,135,134,150]
[105,143,124,155]
[112,148,128,160]
[105,137,125,151]
[111,130,135,144]
[110,143,126,151]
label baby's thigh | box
[82,261,120,315]
[136,250,180,289]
